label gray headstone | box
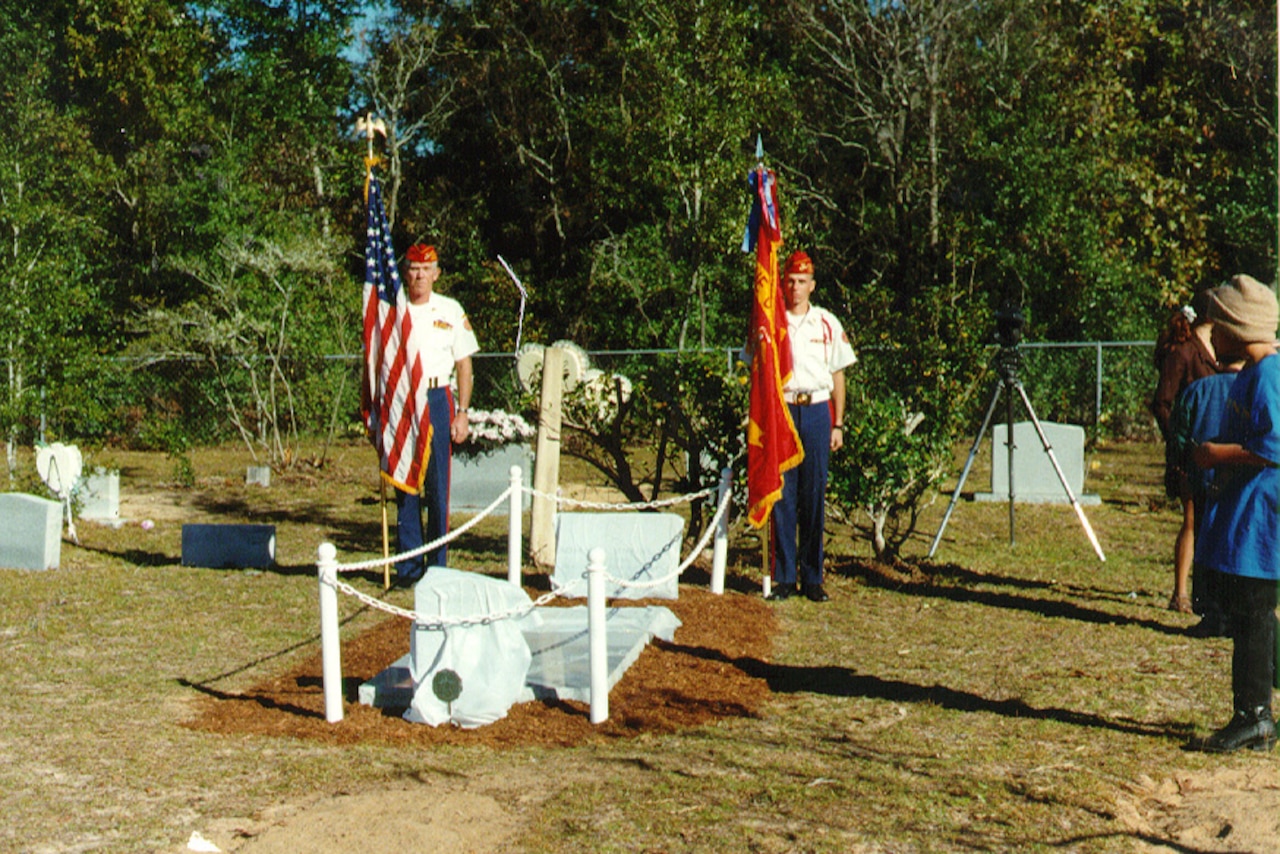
[78,469,119,520]
[553,512,685,600]
[245,466,271,488]
[975,421,1100,505]
[0,493,62,571]
[181,524,276,568]
[451,444,532,514]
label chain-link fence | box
[15,341,1160,451]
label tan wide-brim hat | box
[1208,274,1278,344]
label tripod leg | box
[1012,381,1106,562]
[928,381,1004,559]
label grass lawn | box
[1,438,1274,852]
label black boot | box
[1203,706,1277,753]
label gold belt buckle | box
[795,392,812,406]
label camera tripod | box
[926,343,1106,562]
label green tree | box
[0,6,117,474]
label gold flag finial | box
[357,113,389,201]
[356,113,388,166]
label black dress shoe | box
[802,583,830,602]
[766,583,796,601]
[395,568,425,587]
[1186,616,1229,638]
[1199,706,1277,753]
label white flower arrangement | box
[462,408,537,456]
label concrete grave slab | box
[520,606,681,703]
[181,524,276,569]
[0,493,62,571]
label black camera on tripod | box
[995,304,1025,349]
[994,304,1026,379]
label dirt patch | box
[184,586,776,748]
[1117,766,1280,853]
[189,785,525,854]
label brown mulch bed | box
[184,588,778,748]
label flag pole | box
[379,476,391,590]
[743,133,800,597]
[756,134,772,596]
[358,112,393,590]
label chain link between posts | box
[318,478,732,630]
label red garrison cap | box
[406,243,437,264]
[783,251,814,276]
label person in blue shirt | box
[1191,274,1280,752]
[1168,361,1241,636]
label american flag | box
[362,169,431,493]
[744,166,803,528]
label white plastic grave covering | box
[553,512,684,600]
[405,568,542,729]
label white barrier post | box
[587,547,609,724]
[508,465,523,587]
[711,466,731,595]
[317,542,343,723]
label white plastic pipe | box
[508,465,523,586]
[711,467,731,595]
[317,542,343,723]
[587,547,609,724]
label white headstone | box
[976,420,1099,505]
[553,512,685,600]
[0,493,62,570]
[79,468,120,520]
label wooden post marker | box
[529,346,565,568]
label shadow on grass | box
[74,543,176,567]
[177,678,326,720]
[180,603,373,689]
[75,539,366,580]
[663,642,1194,742]
[832,558,1188,637]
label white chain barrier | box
[317,465,734,724]
[523,486,715,512]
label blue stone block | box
[181,524,276,569]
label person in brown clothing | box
[1150,290,1220,613]
[1151,292,1219,441]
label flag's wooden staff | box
[754,134,773,595]
[357,112,394,590]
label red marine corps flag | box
[362,163,432,493]
[743,162,803,528]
